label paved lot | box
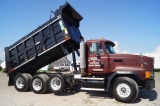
[0,71,160,106]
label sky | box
[0,0,160,61]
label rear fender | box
[8,73,15,86]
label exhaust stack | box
[80,42,86,69]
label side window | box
[97,43,104,55]
[90,44,93,54]
[90,43,104,55]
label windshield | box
[105,43,115,54]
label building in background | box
[49,56,70,71]
[0,60,2,64]
[39,65,49,71]
[143,53,160,70]
[70,61,80,73]
[0,61,6,69]
[0,60,2,70]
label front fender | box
[106,71,142,91]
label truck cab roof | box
[86,39,115,47]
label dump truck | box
[5,2,155,103]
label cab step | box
[81,77,104,80]
[81,87,105,91]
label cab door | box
[88,42,109,75]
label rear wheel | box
[31,74,48,94]
[112,77,139,103]
[26,74,32,80]
[48,74,65,94]
[26,74,32,90]
[14,73,30,92]
[41,74,49,80]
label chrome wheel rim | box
[16,77,24,89]
[32,78,42,91]
[50,77,61,90]
[116,83,131,98]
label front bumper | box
[145,79,155,89]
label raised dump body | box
[5,3,83,74]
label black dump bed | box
[5,2,83,74]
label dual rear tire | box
[14,73,65,94]
[14,73,31,92]
[31,74,49,94]
[48,74,65,94]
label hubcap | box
[16,77,24,89]
[116,83,131,98]
[32,78,42,91]
[50,77,61,90]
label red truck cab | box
[82,39,155,102]
[86,39,154,80]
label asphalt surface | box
[0,71,160,106]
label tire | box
[26,74,32,90]
[31,74,48,94]
[48,74,65,94]
[112,77,139,103]
[41,74,49,92]
[41,74,49,80]
[14,73,30,92]
[26,74,32,80]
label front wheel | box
[112,77,139,103]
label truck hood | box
[109,54,154,71]
[141,54,154,70]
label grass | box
[0,69,2,73]
[36,70,55,73]
[155,71,160,74]
[36,70,48,73]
